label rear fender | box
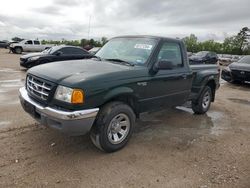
[193,72,218,102]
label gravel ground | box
[0,48,249,188]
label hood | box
[21,52,46,59]
[229,62,250,72]
[28,59,137,85]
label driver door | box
[141,41,193,112]
[24,40,33,52]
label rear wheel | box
[90,102,135,152]
[192,86,212,114]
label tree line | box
[183,27,250,55]
[11,37,108,49]
[11,27,250,55]
[40,37,108,49]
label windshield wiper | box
[105,58,134,66]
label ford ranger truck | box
[19,36,220,152]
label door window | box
[71,48,88,55]
[25,40,33,44]
[157,42,183,68]
[60,47,72,55]
[34,41,40,45]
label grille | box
[26,75,53,101]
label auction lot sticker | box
[134,44,153,50]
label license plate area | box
[22,100,40,119]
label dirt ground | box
[0,48,249,188]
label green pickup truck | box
[19,36,220,152]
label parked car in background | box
[221,55,250,83]
[0,40,9,48]
[10,40,54,54]
[218,54,233,66]
[88,47,101,55]
[187,52,193,57]
[7,41,18,48]
[231,55,241,62]
[20,45,93,68]
[189,51,218,65]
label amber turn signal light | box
[71,89,84,104]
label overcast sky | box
[0,0,249,41]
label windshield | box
[42,48,51,54]
[238,56,250,64]
[95,37,157,65]
[194,51,208,57]
[42,46,61,54]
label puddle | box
[0,79,24,92]
[0,79,24,105]
[207,111,224,121]
[0,121,11,128]
[228,98,250,106]
[134,104,230,143]
[1,82,24,88]
[0,79,23,83]
[220,78,227,85]
[0,88,20,105]
[206,111,228,136]
[0,68,22,73]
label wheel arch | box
[14,46,23,50]
[205,79,216,102]
[102,87,139,117]
[14,46,23,54]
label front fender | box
[103,87,135,102]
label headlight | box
[54,85,84,104]
[28,56,40,61]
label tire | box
[90,102,136,152]
[192,86,212,114]
[15,47,22,54]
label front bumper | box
[221,69,232,82]
[20,59,28,67]
[19,87,99,136]
[221,69,250,82]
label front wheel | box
[90,102,135,152]
[14,47,22,54]
[192,86,212,114]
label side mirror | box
[55,51,63,56]
[153,60,174,72]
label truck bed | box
[190,64,219,72]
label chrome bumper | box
[19,87,99,136]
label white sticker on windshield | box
[134,44,153,50]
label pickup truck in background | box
[10,40,54,54]
[19,36,220,152]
